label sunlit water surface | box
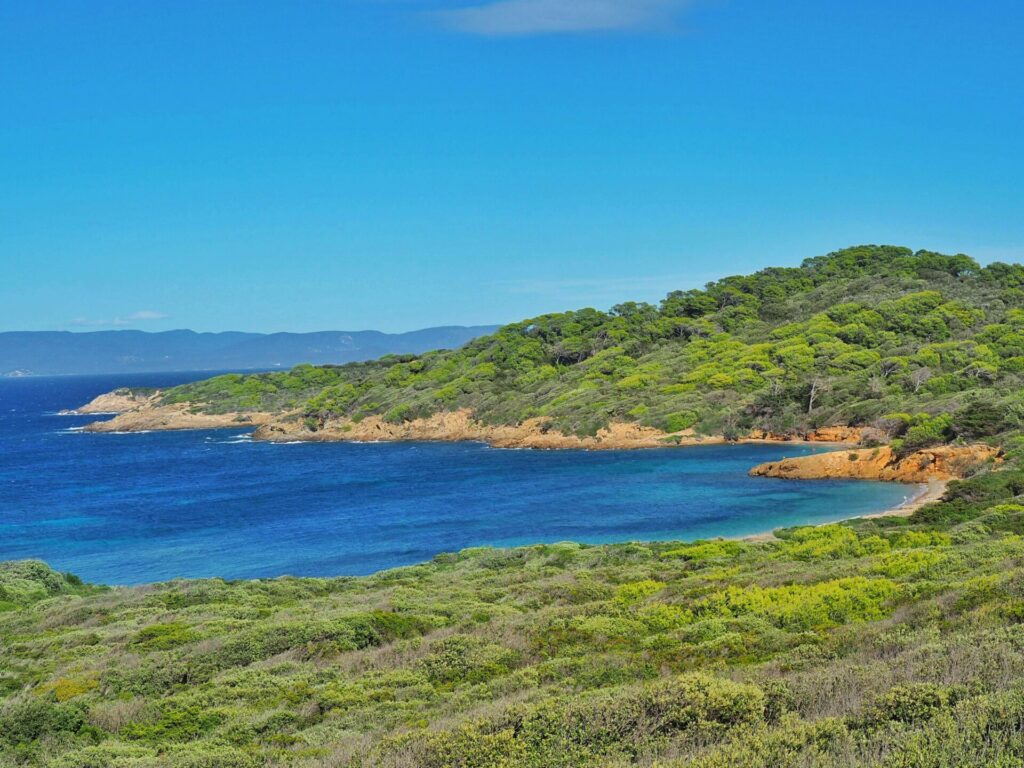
[0,373,911,584]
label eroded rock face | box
[84,404,275,433]
[749,444,1002,483]
[75,386,881,450]
[251,409,722,450]
[72,388,275,433]
[806,425,865,443]
[78,392,712,446]
[747,426,864,443]
[254,413,873,449]
[73,388,981,469]
[65,388,156,415]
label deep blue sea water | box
[0,373,912,585]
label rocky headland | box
[74,390,274,433]
[63,387,157,415]
[75,390,863,449]
[75,389,999,494]
[749,443,1001,483]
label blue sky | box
[2,1,1022,333]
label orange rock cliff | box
[749,444,1002,483]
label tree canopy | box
[160,245,1024,444]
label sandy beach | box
[741,478,948,542]
[861,478,947,519]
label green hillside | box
[158,246,1024,447]
[7,466,1024,766]
[8,245,1024,765]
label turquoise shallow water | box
[0,373,912,585]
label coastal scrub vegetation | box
[156,245,1024,447]
[8,468,1024,765]
[13,245,1024,765]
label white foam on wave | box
[54,410,119,416]
[201,432,255,445]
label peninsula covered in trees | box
[84,246,1024,457]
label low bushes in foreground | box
[5,461,1024,766]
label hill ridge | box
[0,325,499,376]
[85,245,1024,460]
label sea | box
[0,373,911,585]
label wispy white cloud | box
[123,310,169,322]
[435,0,690,36]
[71,310,170,328]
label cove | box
[0,373,911,584]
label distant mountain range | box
[0,326,500,376]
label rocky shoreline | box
[749,443,1001,483]
[67,390,274,433]
[63,388,157,415]
[72,389,999,489]
[81,403,272,433]
[72,390,863,449]
[251,409,823,450]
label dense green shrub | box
[388,673,765,767]
[775,525,889,560]
[0,696,90,747]
[699,576,899,630]
[131,622,198,651]
[120,703,224,743]
[0,560,98,610]
[860,683,954,726]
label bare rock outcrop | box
[74,389,275,433]
[74,384,879,451]
[747,426,864,443]
[84,404,274,433]
[63,388,156,415]
[255,413,873,450]
[749,444,1001,483]
[252,409,722,450]
[75,386,975,472]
